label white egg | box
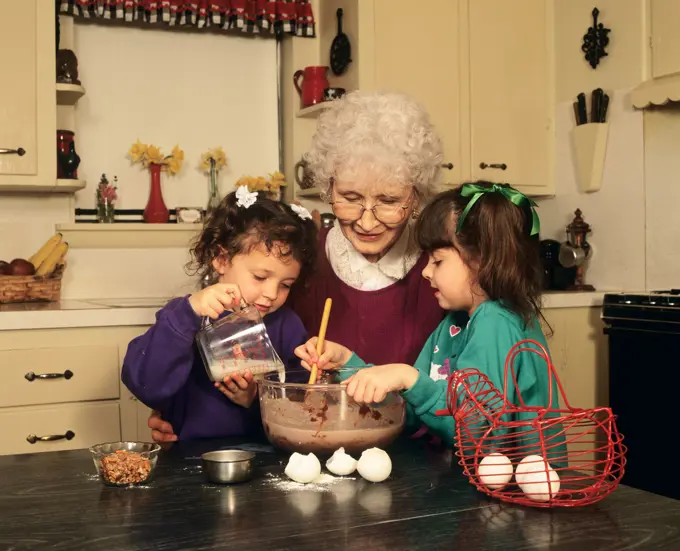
[514,454,550,484]
[518,467,561,502]
[477,453,513,490]
[357,447,392,483]
[284,452,321,484]
[326,447,358,476]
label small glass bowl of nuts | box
[90,441,161,487]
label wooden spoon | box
[308,298,332,384]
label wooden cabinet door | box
[651,0,680,78]
[372,0,463,188]
[468,0,553,195]
[0,0,56,190]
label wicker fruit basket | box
[0,264,65,304]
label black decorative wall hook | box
[582,8,610,69]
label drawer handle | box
[441,162,454,170]
[26,430,75,444]
[0,147,26,156]
[480,162,507,170]
[25,370,74,382]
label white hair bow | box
[235,185,258,209]
[291,203,312,221]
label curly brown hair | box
[415,182,543,327]
[186,191,318,284]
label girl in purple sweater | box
[121,188,317,440]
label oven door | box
[605,323,680,500]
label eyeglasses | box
[329,193,414,225]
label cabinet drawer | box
[0,346,120,407]
[0,402,121,456]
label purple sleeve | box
[277,309,308,373]
[121,296,201,410]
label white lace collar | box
[325,221,421,291]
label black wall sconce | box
[582,8,611,69]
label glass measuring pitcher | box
[196,306,284,382]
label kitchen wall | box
[71,23,279,210]
[643,106,680,290]
[537,0,648,291]
[0,20,280,300]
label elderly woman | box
[289,91,447,366]
[147,91,456,442]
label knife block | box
[571,122,609,193]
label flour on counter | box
[263,471,355,492]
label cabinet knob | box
[441,162,454,170]
[480,162,507,170]
[0,147,26,156]
[26,430,75,444]
[25,370,74,382]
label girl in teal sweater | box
[295,182,562,450]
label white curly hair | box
[304,91,443,202]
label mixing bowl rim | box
[201,450,256,463]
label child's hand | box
[216,370,258,408]
[294,337,353,380]
[189,283,243,319]
[344,364,419,403]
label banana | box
[29,233,62,270]
[35,242,68,276]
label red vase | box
[144,163,169,223]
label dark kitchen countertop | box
[0,437,678,550]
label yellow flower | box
[200,152,212,172]
[128,140,147,164]
[212,147,227,169]
[167,157,182,175]
[146,145,163,165]
[171,145,184,162]
[200,147,227,173]
[269,171,285,190]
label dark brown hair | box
[186,191,318,283]
[415,181,543,327]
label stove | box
[602,290,680,330]
[602,289,680,500]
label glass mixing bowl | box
[258,369,406,456]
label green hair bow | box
[456,183,540,236]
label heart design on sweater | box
[449,325,461,338]
[433,345,440,354]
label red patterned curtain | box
[58,0,315,37]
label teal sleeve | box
[400,324,456,446]
[455,313,566,465]
[335,352,373,382]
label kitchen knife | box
[576,93,588,125]
[600,93,610,122]
[573,102,581,126]
[591,88,603,123]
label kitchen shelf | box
[295,187,321,198]
[296,102,332,118]
[56,223,202,249]
[55,179,86,192]
[56,83,86,106]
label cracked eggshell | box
[357,447,392,483]
[326,447,358,476]
[284,452,321,484]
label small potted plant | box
[96,174,118,223]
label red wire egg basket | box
[437,339,626,508]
